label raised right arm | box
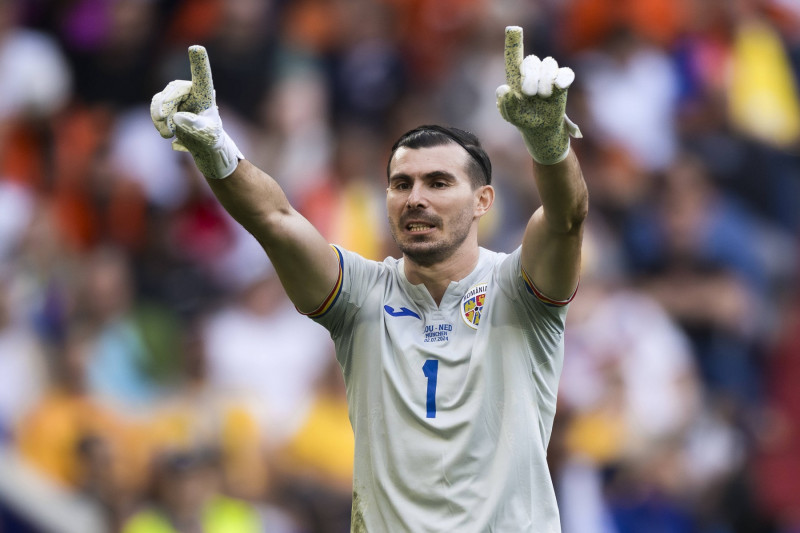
[150,46,339,313]
[206,160,340,313]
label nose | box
[406,182,428,209]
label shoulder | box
[334,245,391,268]
[478,246,520,281]
[480,246,513,267]
[334,245,398,281]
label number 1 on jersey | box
[422,359,439,418]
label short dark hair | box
[387,125,492,187]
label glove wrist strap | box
[521,128,570,165]
[520,114,582,165]
[173,123,244,179]
[197,132,244,180]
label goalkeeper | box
[152,26,587,533]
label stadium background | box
[0,0,799,531]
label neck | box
[403,245,480,305]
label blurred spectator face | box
[59,327,92,393]
[155,450,221,518]
[661,156,713,257]
[108,0,155,52]
[80,247,133,322]
[224,0,268,25]
[181,326,208,383]
[219,0,271,47]
[77,435,117,497]
[335,0,394,44]
[270,72,329,135]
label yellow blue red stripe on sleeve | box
[301,245,344,318]
[521,267,577,307]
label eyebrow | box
[388,170,458,182]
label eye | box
[431,181,447,189]
[392,182,410,190]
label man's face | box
[387,144,484,267]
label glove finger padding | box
[504,26,524,94]
[151,46,244,179]
[497,27,581,164]
[555,68,575,90]
[496,81,580,164]
[538,57,558,98]
[183,45,215,114]
[149,46,215,140]
[496,82,568,133]
[520,56,541,97]
[151,80,192,138]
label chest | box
[356,281,515,421]
[379,281,491,358]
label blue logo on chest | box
[383,305,421,320]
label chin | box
[399,241,453,267]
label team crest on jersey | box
[461,283,487,329]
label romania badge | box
[461,283,487,329]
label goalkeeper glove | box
[496,26,582,165]
[150,46,243,180]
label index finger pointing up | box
[183,45,215,113]
[504,26,524,94]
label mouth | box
[406,222,435,233]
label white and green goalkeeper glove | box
[496,26,582,165]
[150,46,243,180]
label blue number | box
[422,359,439,418]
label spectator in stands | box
[201,265,334,449]
[623,153,773,405]
[75,246,176,411]
[0,270,47,443]
[146,321,269,503]
[15,322,148,526]
[121,447,265,533]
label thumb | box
[172,111,198,130]
[173,109,221,148]
[171,110,197,151]
[495,84,513,122]
[173,111,205,144]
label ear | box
[474,185,495,217]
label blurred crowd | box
[0,0,798,531]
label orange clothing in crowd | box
[147,392,269,500]
[278,392,354,490]
[562,0,689,51]
[15,391,150,492]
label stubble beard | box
[390,208,474,268]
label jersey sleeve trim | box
[299,245,344,318]
[521,266,578,307]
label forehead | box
[389,144,472,179]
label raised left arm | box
[522,149,587,302]
[496,26,587,301]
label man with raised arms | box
[151,26,587,533]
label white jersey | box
[306,245,572,533]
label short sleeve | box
[303,245,386,340]
[494,247,572,357]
